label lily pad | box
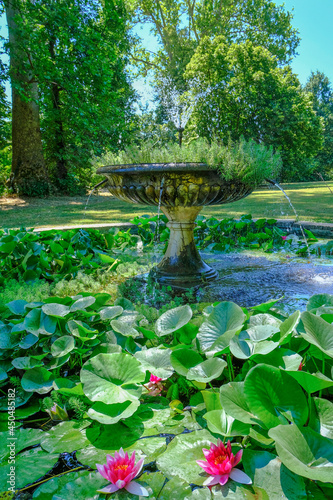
[21,367,54,394]
[157,429,216,485]
[301,312,333,357]
[187,358,227,383]
[41,421,90,453]
[204,409,250,437]
[81,353,145,404]
[51,335,75,358]
[269,424,333,482]
[309,397,333,439]
[87,400,140,424]
[197,301,246,352]
[134,347,174,379]
[170,349,203,376]
[244,364,308,429]
[155,305,192,336]
[219,382,261,425]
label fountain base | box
[149,206,218,288]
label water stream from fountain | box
[272,181,310,256]
[84,179,108,211]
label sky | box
[1,1,333,104]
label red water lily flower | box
[197,439,252,487]
[96,448,148,496]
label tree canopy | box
[185,37,323,181]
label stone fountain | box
[97,162,253,288]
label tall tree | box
[2,0,134,194]
[304,71,333,178]
[185,37,323,181]
[4,0,49,195]
[128,0,300,85]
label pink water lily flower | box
[197,439,252,487]
[282,236,287,240]
[146,373,164,396]
[96,448,148,496]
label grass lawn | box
[1,181,332,229]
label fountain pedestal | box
[97,162,253,289]
[150,206,217,287]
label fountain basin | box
[97,163,253,287]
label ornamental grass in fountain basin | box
[97,138,281,288]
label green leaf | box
[244,364,308,429]
[220,382,259,425]
[301,312,333,357]
[81,353,145,404]
[134,347,174,379]
[278,311,300,344]
[32,471,94,500]
[155,305,192,336]
[21,367,54,394]
[170,349,203,376]
[269,424,333,482]
[87,400,140,424]
[204,409,250,437]
[309,397,333,439]
[157,430,216,485]
[187,357,227,382]
[285,371,333,393]
[253,348,302,370]
[0,447,59,489]
[242,450,306,499]
[53,471,109,500]
[99,305,123,320]
[70,296,96,311]
[51,335,75,358]
[41,421,90,453]
[6,300,27,315]
[42,303,71,317]
[197,301,246,352]
[307,294,333,312]
[111,319,140,338]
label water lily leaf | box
[155,305,192,336]
[23,308,41,334]
[0,366,8,381]
[70,296,96,311]
[0,331,20,349]
[249,313,281,328]
[81,353,145,404]
[0,447,59,489]
[204,409,250,437]
[51,335,75,358]
[197,302,246,352]
[187,358,227,383]
[21,367,54,394]
[53,471,109,500]
[41,421,90,453]
[242,450,306,499]
[77,437,166,468]
[204,328,239,357]
[19,333,39,349]
[158,476,193,499]
[170,349,203,376]
[87,415,144,449]
[230,334,278,360]
[139,472,166,499]
[0,388,32,410]
[301,312,333,357]
[251,298,281,313]
[12,356,44,370]
[285,371,333,393]
[279,311,301,344]
[212,484,269,499]
[100,305,123,320]
[246,325,279,342]
[67,320,98,340]
[32,470,93,500]
[53,378,84,396]
[220,382,259,425]
[253,348,302,370]
[1,427,44,461]
[309,397,333,439]
[307,294,333,312]
[202,390,222,411]
[134,347,174,379]
[111,319,140,338]
[157,429,216,485]
[269,424,333,482]
[6,299,27,315]
[244,364,308,429]
[42,303,71,317]
[88,400,139,424]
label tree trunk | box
[5,0,49,195]
[49,36,68,182]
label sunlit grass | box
[1,181,332,229]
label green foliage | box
[305,71,333,179]
[4,0,134,193]
[100,137,281,187]
[1,293,333,496]
[185,38,323,182]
